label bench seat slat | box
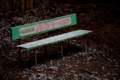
[16,30,92,50]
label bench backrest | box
[11,14,77,40]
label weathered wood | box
[30,0,33,10]
[26,0,34,10]
[26,0,30,10]
[5,0,10,12]
[34,0,41,9]
[20,0,25,13]
[12,0,18,11]
[0,0,41,13]
[0,1,3,12]
[0,0,5,13]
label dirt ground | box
[0,0,120,80]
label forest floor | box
[0,0,120,80]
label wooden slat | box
[16,30,92,50]
[11,14,77,40]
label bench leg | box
[61,42,63,58]
[34,50,37,67]
[44,33,48,56]
[84,41,86,52]
[19,48,21,61]
[45,46,47,55]
[68,39,69,47]
[19,39,21,61]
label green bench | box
[11,14,92,66]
